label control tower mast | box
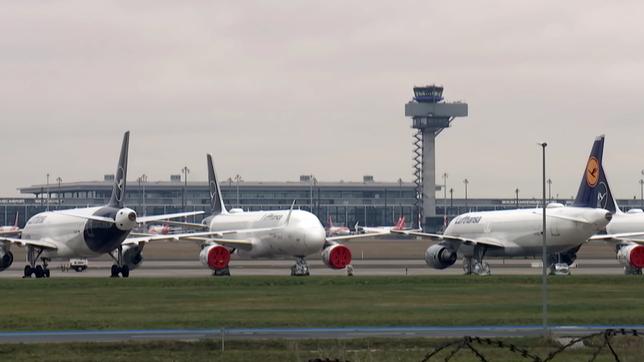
[405,85,468,231]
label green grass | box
[1,337,643,362]
[1,276,644,331]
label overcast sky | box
[2,1,644,200]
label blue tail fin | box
[572,135,618,212]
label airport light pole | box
[547,178,552,202]
[309,174,316,213]
[449,188,453,212]
[442,173,448,222]
[46,173,50,211]
[181,166,190,211]
[639,179,644,208]
[463,178,469,210]
[140,174,147,216]
[56,177,62,208]
[515,188,519,208]
[234,174,242,208]
[398,178,403,219]
[539,142,549,338]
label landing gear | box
[290,257,310,276]
[624,265,643,275]
[213,267,231,276]
[108,246,130,278]
[463,246,490,276]
[23,248,50,278]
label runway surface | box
[1,325,642,343]
[0,258,628,278]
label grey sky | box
[2,1,644,200]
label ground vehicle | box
[69,258,88,272]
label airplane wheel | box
[121,265,130,278]
[35,265,44,278]
[23,265,33,278]
[110,264,120,278]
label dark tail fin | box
[207,154,227,215]
[108,131,129,208]
[572,135,618,213]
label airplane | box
[147,224,176,235]
[392,136,615,275]
[326,216,351,236]
[360,215,407,234]
[163,154,389,276]
[0,212,20,236]
[581,137,644,275]
[0,131,208,278]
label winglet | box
[572,135,619,213]
[285,200,296,225]
[207,154,227,215]
[108,131,129,208]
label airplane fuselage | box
[445,206,611,257]
[21,206,130,259]
[204,209,326,258]
[606,211,644,235]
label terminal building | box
[4,174,644,228]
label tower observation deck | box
[405,85,468,231]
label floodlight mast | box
[405,85,468,231]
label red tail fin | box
[393,216,405,230]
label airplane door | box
[550,221,560,237]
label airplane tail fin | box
[108,131,129,208]
[572,135,619,213]
[13,212,19,227]
[393,216,406,230]
[207,154,227,215]
[328,216,334,228]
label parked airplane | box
[166,154,388,276]
[393,136,614,275]
[0,212,20,236]
[0,132,206,278]
[326,216,351,237]
[582,137,644,275]
[360,216,407,234]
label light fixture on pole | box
[539,141,549,338]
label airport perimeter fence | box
[420,328,641,362]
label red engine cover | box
[207,245,231,270]
[327,245,352,269]
[630,245,644,268]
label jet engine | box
[617,244,644,269]
[425,244,457,269]
[321,243,352,269]
[122,244,144,270]
[115,208,137,231]
[199,243,231,271]
[0,248,13,272]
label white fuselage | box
[21,206,128,259]
[206,210,327,258]
[445,206,611,257]
[606,211,644,235]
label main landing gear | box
[463,246,490,276]
[290,256,310,276]
[108,246,129,278]
[23,247,51,278]
[213,267,231,276]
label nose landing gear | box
[108,246,130,278]
[290,256,310,276]
[23,247,50,278]
[463,246,490,276]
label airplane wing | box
[0,236,58,250]
[153,219,209,229]
[0,230,21,236]
[391,229,505,249]
[326,230,391,243]
[122,229,260,251]
[137,211,204,224]
[589,232,644,243]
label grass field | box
[2,275,644,331]
[1,337,643,362]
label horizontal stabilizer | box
[137,211,204,224]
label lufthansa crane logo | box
[115,166,125,202]
[585,156,600,188]
[209,181,218,201]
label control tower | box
[405,85,468,231]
